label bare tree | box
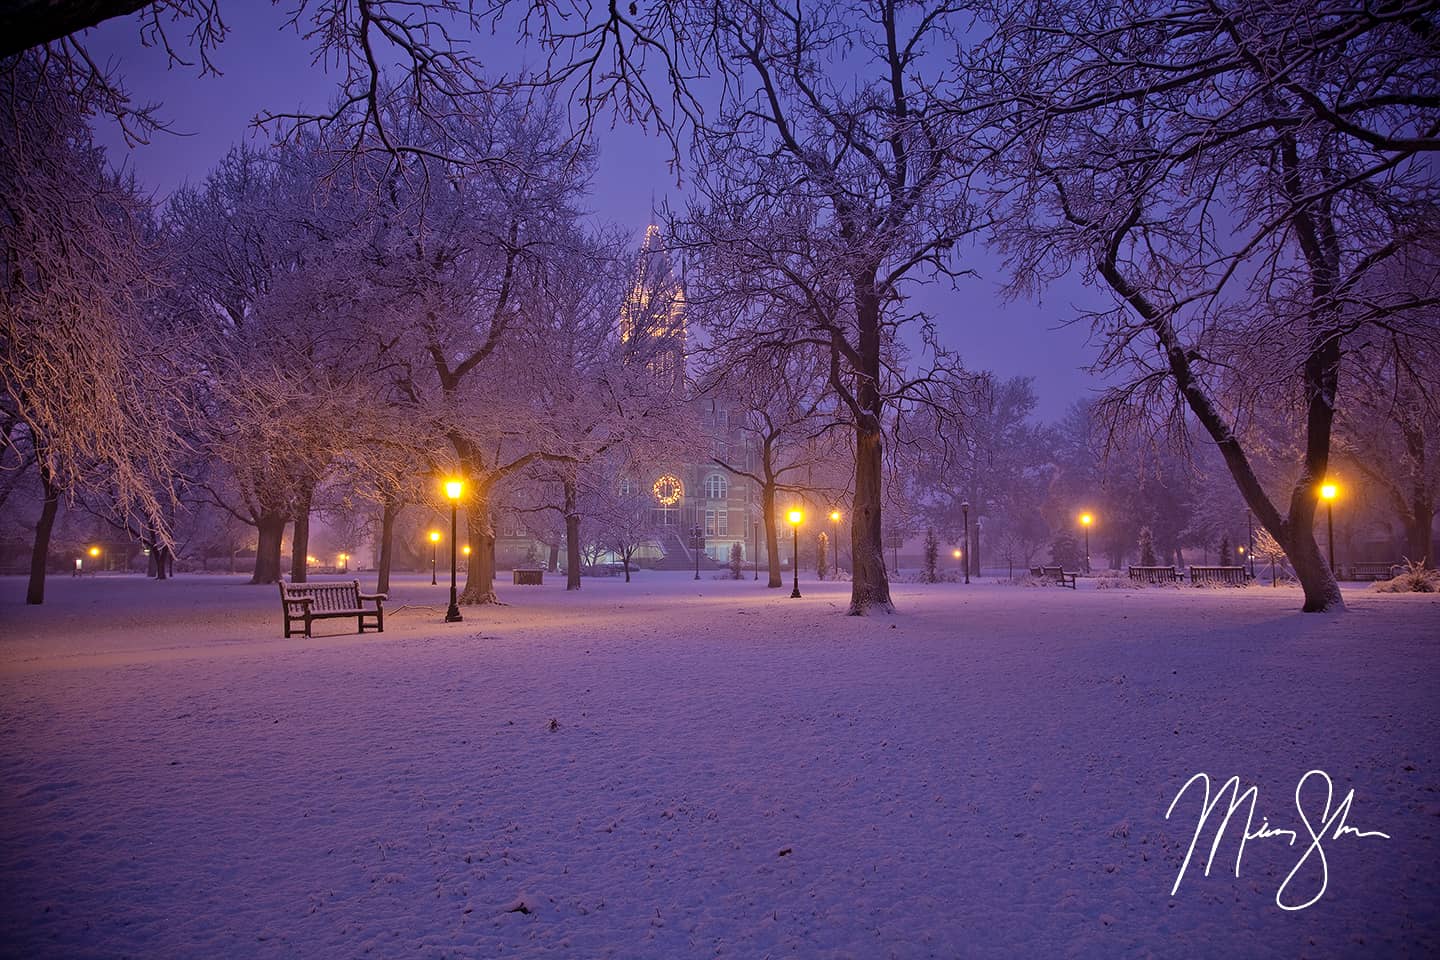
[1,53,191,603]
[699,348,840,589]
[980,0,1440,611]
[669,0,976,613]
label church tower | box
[619,224,687,390]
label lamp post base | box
[445,603,463,623]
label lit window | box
[705,473,728,499]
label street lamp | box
[952,547,962,573]
[1079,512,1094,574]
[429,530,441,585]
[1319,482,1338,574]
[829,509,841,577]
[444,480,463,623]
[338,552,348,574]
[692,524,703,580]
[463,544,471,571]
[960,501,970,584]
[787,509,804,598]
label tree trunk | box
[1405,497,1433,566]
[290,486,313,583]
[848,279,893,614]
[25,465,59,605]
[376,496,400,594]
[622,551,632,582]
[251,513,286,584]
[849,418,893,614]
[564,476,581,591]
[459,486,499,604]
[762,482,781,588]
[152,543,169,581]
[1286,528,1343,612]
[548,541,560,574]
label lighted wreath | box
[653,474,683,506]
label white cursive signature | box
[1165,769,1391,910]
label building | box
[496,226,764,572]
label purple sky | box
[87,6,1104,420]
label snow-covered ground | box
[1,572,1436,958]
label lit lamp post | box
[89,545,100,573]
[787,509,804,598]
[1079,512,1094,574]
[463,544,471,572]
[338,552,348,574]
[429,530,441,585]
[830,509,841,577]
[952,547,962,573]
[960,501,970,584]
[444,480,463,623]
[1319,482,1338,574]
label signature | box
[1165,770,1390,910]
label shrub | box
[1374,558,1439,593]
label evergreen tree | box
[1219,534,1233,567]
[1137,526,1157,566]
[1050,531,1083,571]
[922,527,939,583]
[816,531,829,581]
[729,542,743,580]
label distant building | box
[496,226,764,571]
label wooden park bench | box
[278,579,385,637]
[1039,565,1078,589]
[1128,565,1181,584]
[512,567,544,586]
[1188,565,1247,586]
[1352,561,1401,581]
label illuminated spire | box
[620,224,687,386]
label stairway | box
[651,528,719,571]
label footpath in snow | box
[1,572,1437,958]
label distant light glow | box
[787,509,803,526]
[1320,483,1338,501]
[445,479,463,500]
[88,546,100,557]
[429,531,441,543]
[1080,512,1094,526]
[830,510,841,522]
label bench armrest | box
[357,592,387,601]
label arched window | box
[618,477,635,497]
[705,473,728,500]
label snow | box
[1,572,1437,957]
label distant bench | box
[1352,561,1401,581]
[1188,565,1247,586]
[278,579,385,637]
[1030,565,1077,589]
[512,568,544,586]
[1128,565,1181,584]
